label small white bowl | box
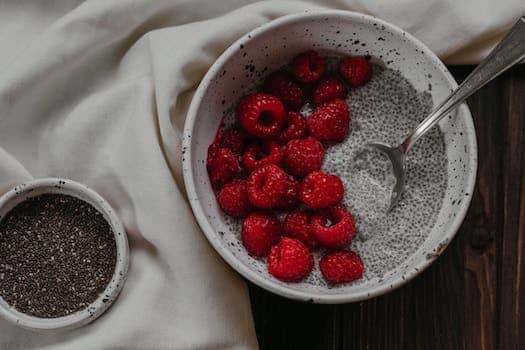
[182,11,477,303]
[0,178,129,331]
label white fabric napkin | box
[0,1,522,349]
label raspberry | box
[237,93,286,138]
[264,72,304,110]
[291,50,326,83]
[207,146,239,186]
[311,205,355,248]
[268,237,314,282]
[339,57,371,87]
[242,141,283,172]
[307,99,350,143]
[298,171,344,209]
[283,137,324,177]
[217,180,252,217]
[312,77,347,106]
[247,164,287,209]
[279,112,308,143]
[242,212,281,257]
[216,127,245,155]
[275,175,299,210]
[283,210,317,248]
[320,250,364,284]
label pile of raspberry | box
[207,51,372,285]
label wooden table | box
[248,65,525,350]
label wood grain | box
[498,66,525,350]
[248,65,525,350]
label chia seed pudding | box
[221,62,447,287]
[0,194,117,318]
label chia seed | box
[0,194,116,318]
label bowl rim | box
[182,10,478,303]
[0,177,129,330]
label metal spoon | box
[369,16,525,211]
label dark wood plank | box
[248,65,525,350]
[248,291,340,350]
[498,65,525,350]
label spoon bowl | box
[366,142,405,210]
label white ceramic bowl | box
[0,178,129,331]
[182,11,477,303]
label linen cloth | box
[0,1,522,349]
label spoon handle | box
[401,16,525,153]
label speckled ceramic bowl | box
[0,178,129,331]
[182,11,477,303]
